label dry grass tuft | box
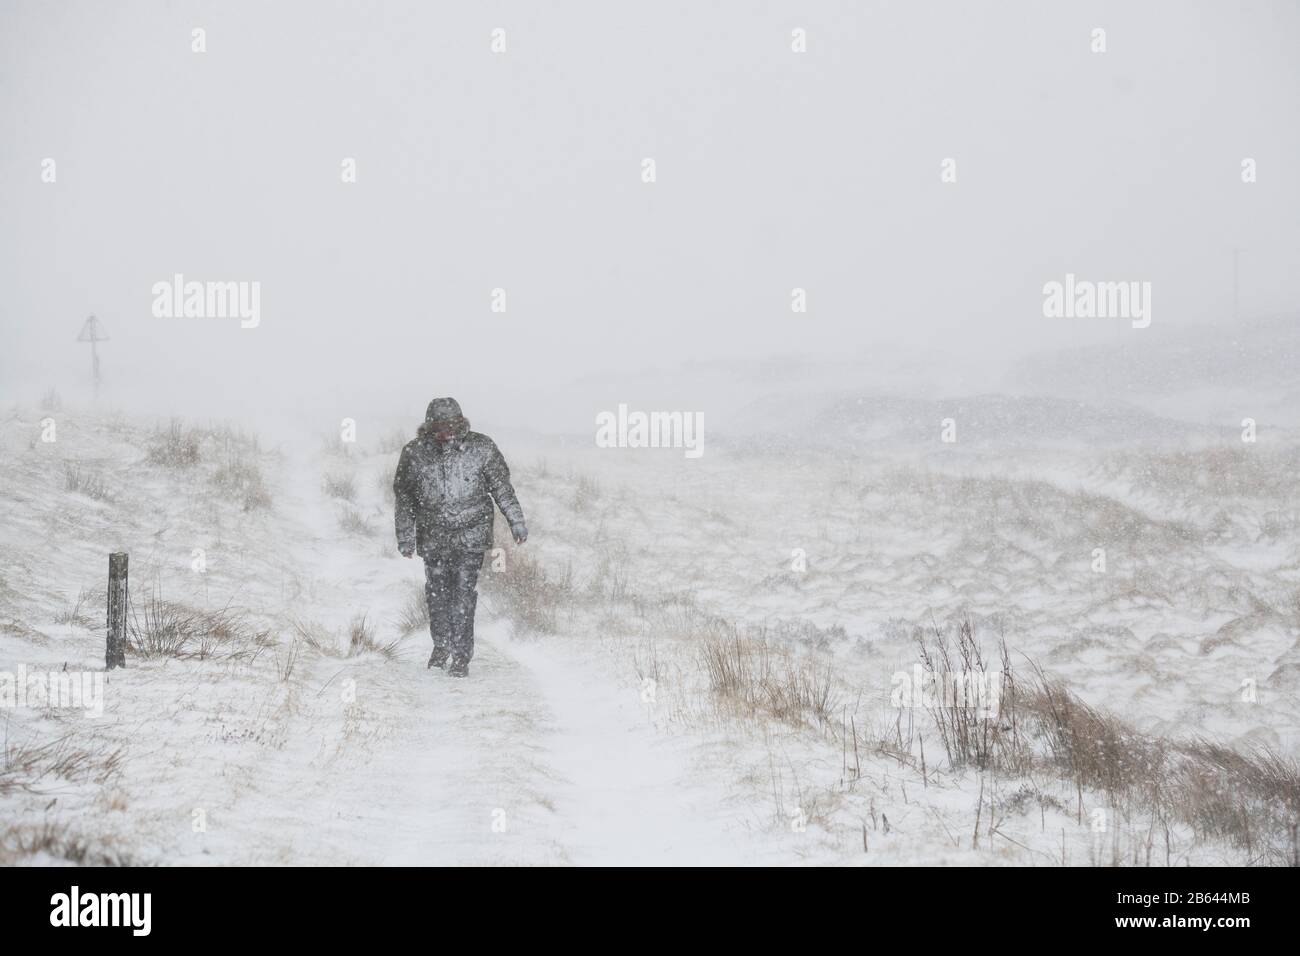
[1021,671,1162,797]
[899,618,1300,861]
[292,615,400,660]
[147,418,202,468]
[915,618,1023,772]
[480,548,574,634]
[571,473,601,512]
[128,590,263,660]
[394,582,429,634]
[347,613,376,653]
[323,472,357,502]
[1021,671,1300,862]
[0,731,123,797]
[337,507,374,536]
[701,624,838,730]
[63,461,109,500]
[0,821,139,866]
[53,587,98,629]
[212,455,272,511]
[275,635,303,682]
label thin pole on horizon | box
[77,314,108,398]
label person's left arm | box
[484,441,527,544]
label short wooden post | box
[107,552,128,669]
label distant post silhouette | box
[77,314,108,397]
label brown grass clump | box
[394,582,429,634]
[147,418,202,468]
[0,821,139,866]
[212,455,272,511]
[480,548,574,635]
[0,732,123,797]
[701,623,838,730]
[1021,670,1300,862]
[128,590,262,660]
[292,615,400,660]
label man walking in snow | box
[393,398,527,677]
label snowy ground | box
[1,397,1297,865]
[0,410,792,865]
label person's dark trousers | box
[423,550,486,662]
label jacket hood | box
[418,396,469,440]
[418,418,471,441]
[424,397,463,422]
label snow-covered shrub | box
[323,471,357,502]
[337,506,374,536]
[63,461,108,500]
[212,455,271,511]
[146,418,202,468]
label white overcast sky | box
[1,0,1297,427]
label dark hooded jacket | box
[393,417,526,555]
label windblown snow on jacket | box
[393,427,526,555]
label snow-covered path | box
[240,449,758,866]
[492,636,761,865]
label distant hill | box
[721,391,1223,451]
[1006,313,1300,397]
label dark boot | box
[427,646,450,670]
[446,655,469,678]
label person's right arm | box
[393,445,417,558]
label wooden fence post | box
[107,552,128,669]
